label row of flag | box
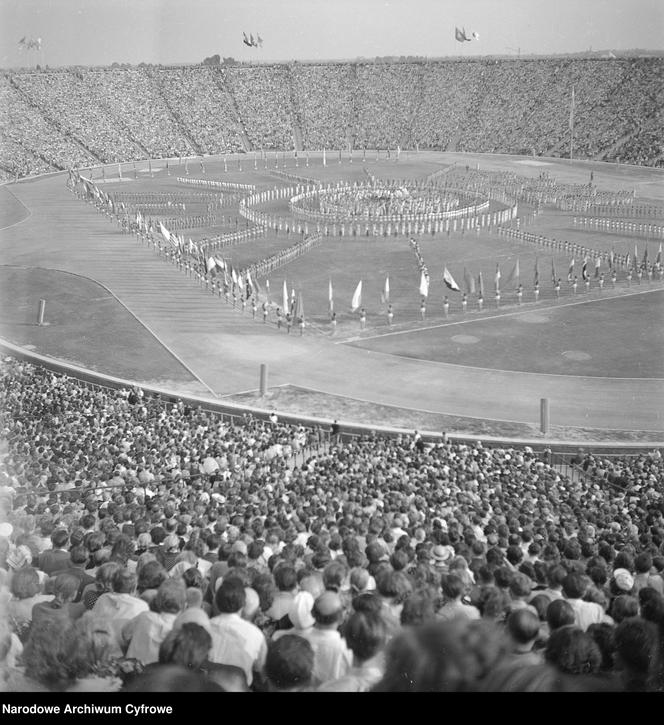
[336,244,664,311]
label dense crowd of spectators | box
[1,57,662,180]
[1,355,663,692]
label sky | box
[0,0,662,68]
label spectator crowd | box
[1,355,663,692]
[2,57,663,181]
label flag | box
[506,258,520,286]
[443,267,460,292]
[609,248,615,270]
[290,287,296,312]
[419,271,429,297]
[351,280,362,311]
[534,258,540,286]
[328,279,334,313]
[232,268,238,286]
[265,279,271,300]
[206,257,217,274]
[463,267,475,295]
[159,222,171,243]
[642,245,648,269]
[383,276,390,304]
[282,280,288,312]
[297,293,304,321]
[634,244,639,269]
[567,258,575,281]
[323,148,327,167]
[455,26,467,42]
[656,243,662,269]
[246,270,255,296]
[594,256,601,278]
[582,257,589,281]
[494,263,501,291]
[569,86,575,131]
[551,258,557,284]
[477,271,484,297]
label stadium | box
[1,5,664,696]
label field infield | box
[1,151,663,440]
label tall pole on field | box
[569,85,575,161]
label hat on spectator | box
[613,568,634,592]
[289,591,315,629]
[432,545,455,567]
[0,522,13,538]
[137,533,152,549]
[164,534,180,553]
[6,544,32,570]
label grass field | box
[0,266,200,389]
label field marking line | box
[0,185,33,232]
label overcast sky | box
[1,0,662,68]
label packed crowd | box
[2,57,663,180]
[1,355,663,692]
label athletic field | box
[1,151,663,441]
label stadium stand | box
[2,57,663,179]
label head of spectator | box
[545,627,601,676]
[215,577,245,615]
[265,635,314,692]
[111,568,137,596]
[614,617,659,691]
[506,609,541,654]
[638,588,664,625]
[158,623,211,672]
[546,600,576,631]
[372,619,508,692]
[610,595,639,624]
[312,591,344,630]
[343,610,387,667]
[400,589,438,627]
[154,579,187,615]
[10,566,42,600]
[586,623,616,673]
[323,560,348,594]
[611,568,635,596]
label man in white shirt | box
[208,577,267,688]
[562,572,608,631]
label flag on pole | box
[551,258,557,285]
[265,279,271,300]
[634,244,639,270]
[568,258,575,281]
[609,248,615,270]
[506,258,520,286]
[569,85,575,131]
[232,268,238,286]
[290,287,296,313]
[282,280,288,312]
[443,267,460,292]
[328,279,334,313]
[297,293,304,321]
[642,245,648,269]
[206,257,217,274]
[594,256,601,278]
[419,271,429,297]
[582,257,589,281]
[534,258,540,286]
[159,222,171,243]
[477,271,484,297]
[494,263,501,292]
[323,148,327,167]
[351,280,362,311]
[463,267,476,295]
[656,243,662,269]
[382,276,390,304]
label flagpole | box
[569,85,575,161]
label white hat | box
[0,522,13,538]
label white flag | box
[159,222,171,242]
[206,257,216,273]
[443,267,460,291]
[419,271,429,298]
[351,280,362,311]
[282,280,288,312]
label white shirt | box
[208,612,267,686]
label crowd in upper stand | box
[0,355,663,692]
[1,57,663,181]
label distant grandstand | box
[1,56,663,181]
